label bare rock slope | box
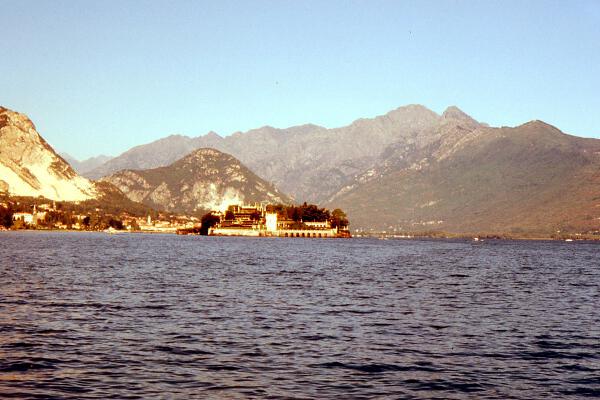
[0,106,97,201]
[102,148,291,214]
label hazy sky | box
[2,0,599,159]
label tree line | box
[266,203,349,228]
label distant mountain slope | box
[101,148,291,214]
[0,106,98,201]
[60,153,113,175]
[86,105,442,202]
[328,119,600,234]
[87,133,224,180]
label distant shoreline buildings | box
[1,195,350,238]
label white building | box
[13,212,34,224]
[304,220,331,229]
[265,212,278,232]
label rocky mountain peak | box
[519,120,558,130]
[179,147,228,163]
[441,106,478,124]
[0,106,97,201]
[205,131,221,139]
[0,106,37,133]
[380,104,439,123]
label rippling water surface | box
[1,232,599,399]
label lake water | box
[0,232,599,399]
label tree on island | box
[330,208,349,228]
[108,218,124,230]
[266,203,348,226]
[200,212,220,235]
[0,206,13,228]
[224,210,235,221]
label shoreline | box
[1,228,599,242]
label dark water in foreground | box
[0,232,599,399]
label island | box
[197,203,351,238]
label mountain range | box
[329,117,600,234]
[84,104,600,235]
[85,105,444,204]
[3,103,599,235]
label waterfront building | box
[12,212,34,224]
[209,203,348,238]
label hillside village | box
[0,194,198,233]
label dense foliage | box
[330,208,349,228]
[200,212,220,235]
[266,203,349,227]
[0,205,13,228]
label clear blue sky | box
[2,0,599,159]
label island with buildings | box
[202,203,351,238]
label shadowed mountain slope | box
[328,119,600,235]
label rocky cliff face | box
[0,106,98,201]
[102,148,291,214]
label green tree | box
[0,206,13,228]
[200,212,220,235]
[108,218,124,230]
[290,206,303,222]
[330,208,349,228]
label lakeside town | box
[0,199,198,233]
[0,195,351,238]
[3,196,599,241]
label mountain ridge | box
[60,153,113,175]
[85,104,448,203]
